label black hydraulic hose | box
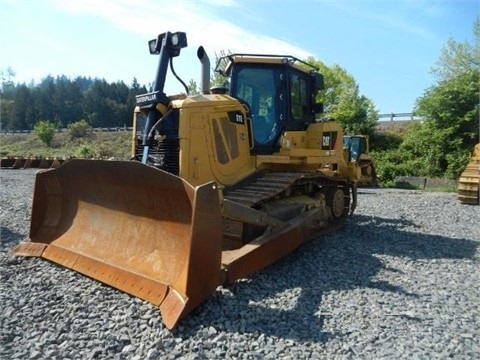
[141,108,174,164]
[141,109,158,163]
[170,58,189,95]
[148,108,174,139]
[142,110,158,146]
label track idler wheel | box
[329,187,346,218]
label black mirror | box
[314,73,325,91]
[314,103,324,114]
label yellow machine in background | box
[343,135,377,187]
[457,143,480,204]
[14,31,360,329]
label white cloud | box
[49,0,312,58]
[43,0,316,94]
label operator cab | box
[215,54,324,155]
[343,135,368,162]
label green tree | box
[83,79,111,127]
[410,17,480,178]
[412,70,479,178]
[126,78,147,123]
[0,68,16,131]
[1,74,147,131]
[67,119,91,139]
[12,84,36,130]
[377,17,480,181]
[188,79,200,95]
[432,17,480,80]
[36,75,56,123]
[34,120,56,147]
[77,145,96,158]
[0,66,16,84]
[305,57,378,137]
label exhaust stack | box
[197,46,210,94]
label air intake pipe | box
[197,46,210,94]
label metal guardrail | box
[0,127,135,135]
[378,113,424,122]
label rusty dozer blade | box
[12,159,223,329]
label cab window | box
[290,72,308,120]
[233,67,278,144]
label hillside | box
[375,120,417,135]
[0,130,132,160]
[1,120,419,160]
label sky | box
[0,0,478,116]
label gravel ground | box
[1,168,479,359]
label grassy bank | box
[0,131,132,160]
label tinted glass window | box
[290,72,308,120]
[234,67,278,144]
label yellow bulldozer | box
[13,31,361,329]
[457,143,480,205]
[343,135,377,187]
